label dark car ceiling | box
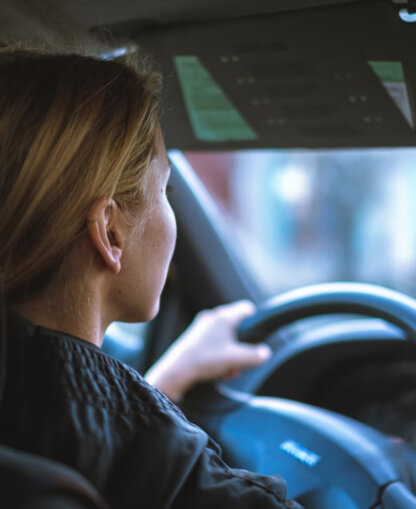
[59,0,361,28]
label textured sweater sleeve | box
[171,437,302,509]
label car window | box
[185,148,416,298]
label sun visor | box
[134,1,416,149]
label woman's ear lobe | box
[87,198,123,274]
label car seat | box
[0,444,110,508]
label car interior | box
[1,0,416,507]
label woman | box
[0,47,301,508]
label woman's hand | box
[144,300,272,401]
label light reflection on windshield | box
[185,149,416,298]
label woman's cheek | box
[163,198,177,259]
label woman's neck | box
[13,282,108,347]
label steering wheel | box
[183,282,416,509]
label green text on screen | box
[174,55,258,142]
[369,60,414,128]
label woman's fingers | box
[214,300,257,328]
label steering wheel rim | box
[238,282,416,343]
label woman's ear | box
[87,198,124,274]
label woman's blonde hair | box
[0,47,162,302]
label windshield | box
[185,148,416,298]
